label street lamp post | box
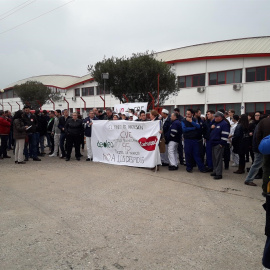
[101,73,109,110]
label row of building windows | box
[163,102,270,115]
[75,86,110,97]
[178,65,270,88]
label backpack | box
[259,135,270,155]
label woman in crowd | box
[232,114,250,174]
[113,114,119,120]
[65,112,84,161]
[13,110,27,164]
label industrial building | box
[1,36,270,115]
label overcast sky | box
[0,0,270,89]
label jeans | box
[263,236,270,268]
[245,152,263,183]
[0,135,8,157]
[184,139,206,172]
[24,133,38,159]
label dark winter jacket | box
[36,114,48,136]
[65,118,84,136]
[13,119,27,140]
[257,117,270,145]
[23,113,37,134]
[232,123,249,154]
[58,116,71,133]
[182,118,201,140]
[165,119,182,143]
[210,119,230,146]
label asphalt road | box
[0,151,266,270]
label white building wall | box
[2,57,270,114]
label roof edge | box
[156,36,270,55]
[166,53,270,64]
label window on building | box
[178,73,205,88]
[246,66,270,82]
[97,85,110,95]
[246,102,270,114]
[218,72,225,84]
[75,88,80,97]
[209,69,242,85]
[267,66,270,80]
[209,73,217,85]
[82,87,94,96]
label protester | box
[137,110,147,121]
[182,109,207,173]
[104,108,113,120]
[23,106,41,161]
[58,109,71,159]
[65,112,84,161]
[173,107,185,165]
[205,110,215,171]
[165,112,182,170]
[113,114,119,120]
[83,110,98,161]
[244,124,263,186]
[35,110,47,156]
[49,110,61,157]
[5,110,13,150]
[232,114,250,174]
[256,116,270,197]
[160,109,170,166]
[47,111,55,155]
[0,110,11,159]
[13,110,27,164]
[209,111,230,180]
[98,109,105,120]
[43,110,51,150]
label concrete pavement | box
[0,153,266,270]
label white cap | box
[125,112,129,117]
[162,109,169,114]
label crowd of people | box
[0,106,269,189]
[0,105,270,268]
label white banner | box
[114,102,148,114]
[91,120,161,168]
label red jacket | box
[0,117,11,135]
